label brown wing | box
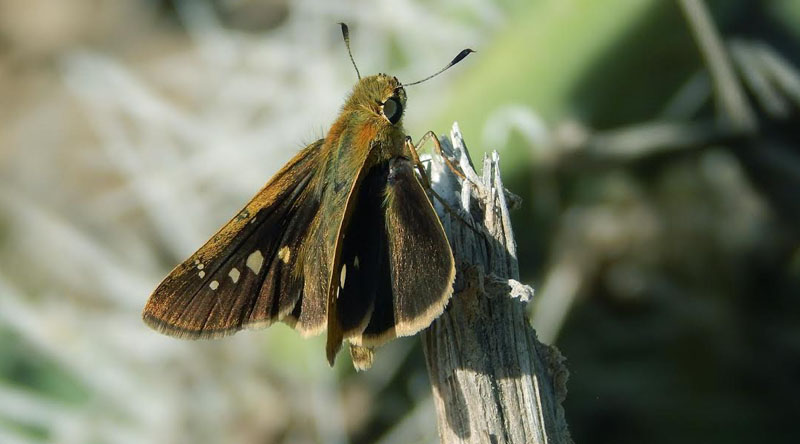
[333,162,389,338]
[142,140,324,338]
[342,157,455,348]
[317,126,388,364]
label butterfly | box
[142,24,473,369]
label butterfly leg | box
[409,132,483,200]
[405,136,432,188]
[405,135,455,203]
[412,131,468,181]
[404,136,483,233]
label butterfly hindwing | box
[342,157,455,348]
[382,158,455,335]
[143,140,324,338]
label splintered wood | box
[422,123,572,444]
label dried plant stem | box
[421,123,572,444]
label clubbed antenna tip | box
[403,48,475,87]
[339,23,361,80]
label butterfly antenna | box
[402,48,475,87]
[339,23,361,80]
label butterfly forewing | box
[320,123,397,362]
[143,140,324,337]
[335,162,391,336]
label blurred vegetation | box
[437,1,800,443]
[1,0,799,443]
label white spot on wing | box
[197,263,204,270]
[340,264,347,289]
[278,246,291,263]
[209,280,219,290]
[229,267,240,283]
[198,271,206,278]
[246,250,264,274]
[354,256,360,269]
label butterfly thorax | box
[325,74,408,165]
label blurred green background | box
[1,0,799,443]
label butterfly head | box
[346,74,407,126]
[337,23,472,130]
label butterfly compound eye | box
[382,98,403,125]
